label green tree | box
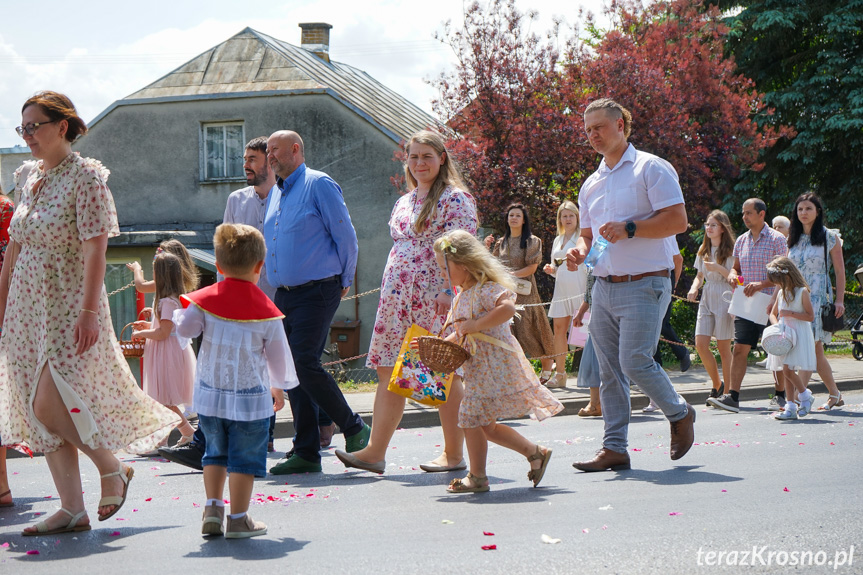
[717,0,863,265]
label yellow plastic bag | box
[387,324,454,407]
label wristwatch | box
[625,220,637,239]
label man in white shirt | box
[567,98,695,472]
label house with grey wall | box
[67,24,440,376]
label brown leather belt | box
[599,270,670,283]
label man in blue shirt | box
[264,130,370,474]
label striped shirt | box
[733,224,788,295]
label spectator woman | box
[336,130,477,474]
[0,91,177,535]
[687,210,736,405]
[786,193,846,410]
[542,200,587,388]
[485,203,555,380]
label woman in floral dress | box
[0,91,177,536]
[485,203,556,381]
[786,193,846,410]
[336,131,477,475]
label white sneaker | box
[755,358,768,368]
[797,391,814,417]
[774,403,798,420]
[642,400,660,413]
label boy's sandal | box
[22,508,91,536]
[817,394,844,411]
[98,464,134,521]
[0,489,13,508]
[447,472,489,493]
[527,445,553,487]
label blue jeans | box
[590,276,688,453]
[275,280,364,463]
[198,415,269,477]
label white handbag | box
[514,278,532,296]
[762,321,796,356]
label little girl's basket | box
[417,319,471,374]
[118,309,149,358]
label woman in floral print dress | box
[336,131,477,475]
[0,92,177,536]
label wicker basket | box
[417,320,471,373]
[119,322,145,358]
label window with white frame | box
[203,123,244,180]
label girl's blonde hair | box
[159,239,199,293]
[433,230,516,291]
[697,209,736,265]
[766,256,809,303]
[556,200,580,237]
[404,130,470,234]
[153,252,187,319]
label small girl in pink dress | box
[418,230,563,493]
[132,252,196,447]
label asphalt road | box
[1,390,861,574]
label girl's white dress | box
[548,234,587,318]
[766,287,816,372]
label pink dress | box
[0,153,177,454]
[143,297,195,405]
[366,186,477,367]
[455,282,564,428]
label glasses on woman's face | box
[15,121,56,137]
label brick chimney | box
[299,23,333,63]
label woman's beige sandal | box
[527,446,552,487]
[447,472,490,493]
[22,508,90,536]
[98,464,134,521]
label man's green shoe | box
[269,454,322,475]
[344,423,371,453]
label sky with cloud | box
[0,0,608,149]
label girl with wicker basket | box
[421,230,563,493]
[130,251,197,447]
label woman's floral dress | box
[366,186,477,368]
[788,228,841,344]
[455,282,563,428]
[0,153,177,454]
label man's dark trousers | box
[275,279,364,463]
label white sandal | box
[22,508,91,536]
[98,464,134,521]
[817,394,844,411]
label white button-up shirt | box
[579,143,684,276]
[222,185,276,300]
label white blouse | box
[174,306,299,422]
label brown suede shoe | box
[572,448,631,472]
[669,402,696,461]
[319,423,337,448]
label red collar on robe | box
[181,278,283,322]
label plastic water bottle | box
[584,236,609,272]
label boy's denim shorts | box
[198,415,269,478]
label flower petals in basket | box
[119,322,145,358]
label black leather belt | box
[279,275,340,291]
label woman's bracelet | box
[81,308,98,315]
[442,288,454,297]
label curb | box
[271,376,863,440]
